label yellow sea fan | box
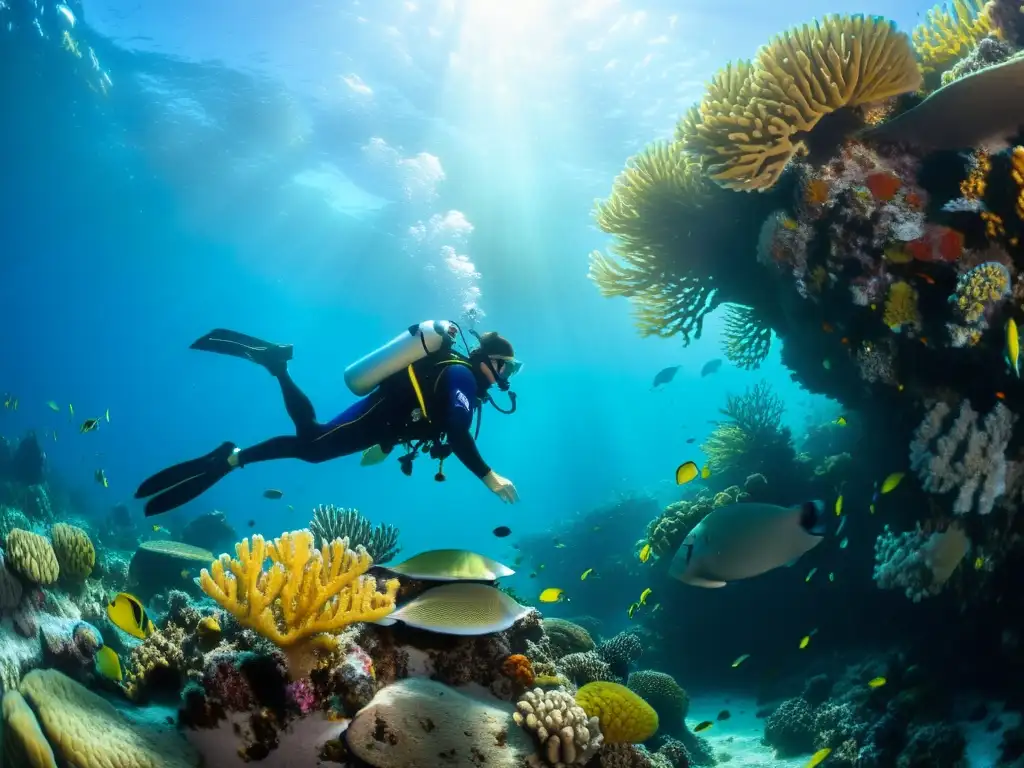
[912,0,992,74]
[681,15,922,192]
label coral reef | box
[6,529,59,585]
[558,651,617,687]
[910,399,1016,514]
[309,504,400,563]
[200,531,399,653]
[627,670,689,733]
[575,681,659,744]
[513,687,604,765]
[680,15,921,191]
[597,633,644,680]
[873,523,969,601]
[913,0,993,77]
[543,618,596,657]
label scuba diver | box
[135,322,522,516]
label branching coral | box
[912,0,993,75]
[909,400,1016,514]
[199,530,399,648]
[721,304,773,369]
[679,15,922,191]
[701,380,793,479]
[309,504,400,564]
[588,142,720,343]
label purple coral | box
[286,679,317,715]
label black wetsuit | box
[236,357,491,478]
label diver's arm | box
[440,367,519,502]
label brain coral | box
[5,529,59,585]
[2,689,57,767]
[627,670,690,729]
[51,523,95,581]
[18,668,199,767]
[575,681,659,744]
[543,618,596,657]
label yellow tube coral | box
[913,0,992,74]
[199,530,399,647]
[680,15,922,191]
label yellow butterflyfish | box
[700,463,711,479]
[638,543,652,563]
[675,461,699,485]
[639,588,652,605]
[538,588,565,603]
[1007,317,1020,377]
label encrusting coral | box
[6,529,59,585]
[513,687,604,765]
[679,15,922,191]
[199,530,399,648]
[575,681,659,744]
[50,523,95,582]
[542,618,596,657]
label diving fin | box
[360,444,390,467]
[190,329,293,375]
[135,441,238,516]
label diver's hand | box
[483,471,519,503]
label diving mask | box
[492,356,523,382]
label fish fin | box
[372,616,398,627]
[684,576,728,588]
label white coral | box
[909,400,1015,514]
[514,688,603,767]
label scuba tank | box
[344,321,458,396]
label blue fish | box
[652,366,681,389]
[701,359,723,377]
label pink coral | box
[204,660,254,712]
[286,679,317,715]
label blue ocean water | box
[2,0,920,555]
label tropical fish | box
[383,549,515,581]
[69,403,74,419]
[833,416,847,426]
[868,676,886,688]
[806,748,832,768]
[1007,318,1020,377]
[554,542,566,549]
[247,519,255,528]
[975,556,986,570]
[693,721,714,733]
[880,472,905,494]
[700,464,711,480]
[538,588,565,603]
[799,634,811,649]
[263,489,284,499]
[493,526,511,538]
[106,593,155,639]
[627,602,639,619]
[836,517,847,536]
[46,401,60,412]
[669,500,826,588]
[834,495,843,516]
[676,461,699,485]
[822,359,831,370]
[869,503,876,515]
[180,570,191,580]
[839,537,849,549]
[805,567,817,583]
[581,568,593,580]
[639,587,652,605]
[717,710,731,721]
[105,408,110,423]
[828,572,835,582]
[652,366,681,389]
[638,543,652,563]
[94,469,108,488]
[80,418,100,433]
[731,654,750,668]
[152,525,168,534]
[685,437,696,444]
[94,646,122,682]
[700,359,723,377]
[375,583,529,636]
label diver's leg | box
[236,394,389,466]
[275,369,318,437]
